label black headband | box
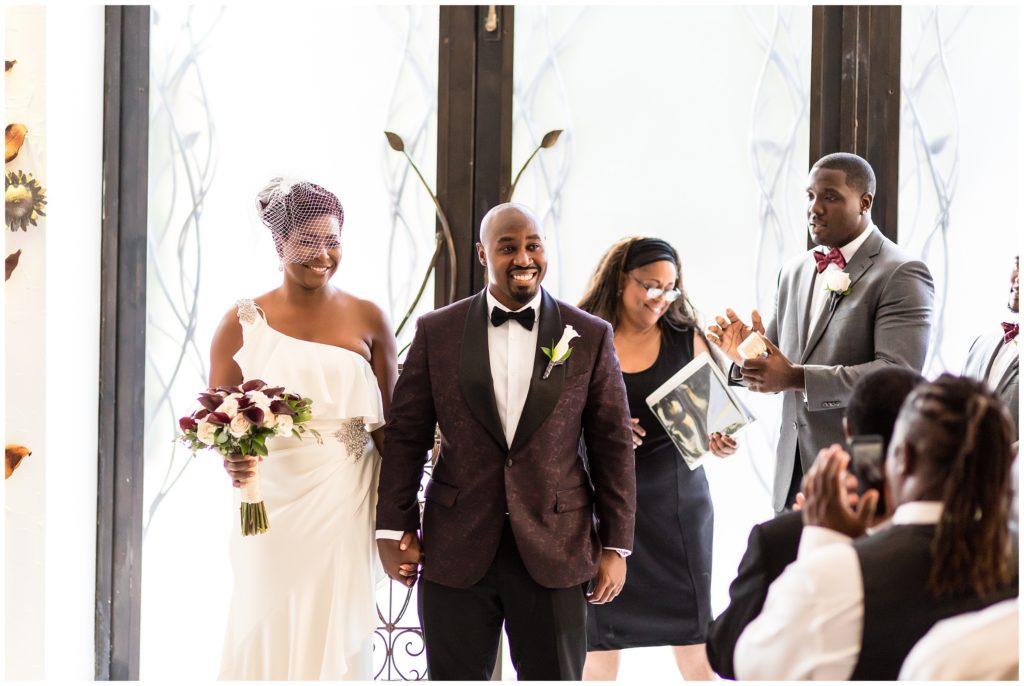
[623,238,678,272]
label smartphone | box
[848,434,886,516]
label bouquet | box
[177,379,321,536]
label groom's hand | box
[377,532,424,587]
[587,550,626,604]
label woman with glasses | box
[578,237,734,681]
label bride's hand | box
[223,452,262,488]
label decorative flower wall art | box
[5,169,46,231]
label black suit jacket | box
[706,511,803,679]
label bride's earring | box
[278,260,284,272]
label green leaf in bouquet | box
[310,427,323,444]
[216,429,229,445]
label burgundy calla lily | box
[179,416,197,432]
[206,411,231,426]
[242,406,265,425]
[195,408,209,420]
[241,379,266,393]
[263,386,285,398]
[198,393,221,412]
[269,399,294,416]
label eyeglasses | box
[629,274,681,302]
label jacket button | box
[792,421,799,429]
[506,457,513,467]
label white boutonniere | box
[542,325,579,379]
[822,264,852,311]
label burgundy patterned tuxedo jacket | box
[376,288,636,589]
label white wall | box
[3,5,102,680]
[43,5,103,680]
[5,7,49,678]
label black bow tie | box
[490,306,535,331]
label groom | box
[375,203,636,680]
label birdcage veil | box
[255,176,345,264]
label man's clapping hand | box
[706,308,765,366]
[377,532,424,587]
[800,444,879,538]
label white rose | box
[823,265,852,294]
[261,411,278,429]
[247,391,271,407]
[229,413,252,438]
[551,325,580,362]
[196,419,217,445]
[216,396,239,418]
[275,414,294,436]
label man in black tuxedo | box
[705,366,923,679]
[375,203,636,680]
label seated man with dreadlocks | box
[733,374,1019,680]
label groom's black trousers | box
[417,517,587,681]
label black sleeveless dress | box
[586,324,714,649]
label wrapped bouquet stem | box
[239,460,268,536]
[178,378,320,536]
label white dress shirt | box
[734,501,944,680]
[899,597,1019,680]
[486,289,542,447]
[806,223,875,336]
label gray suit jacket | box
[963,330,1019,434]
[764,227,934,512]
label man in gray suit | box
[707,152,934,513]
[963,255,1018,434]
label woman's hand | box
[708,432,737,457]
[223,452,262,488]
[629,418,646,448]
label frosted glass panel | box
[143,6,437,679]
[513,6,811,679]
[899,6,1019,375]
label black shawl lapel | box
[509,289,566,455]
[459,289,509,452]
[800,228,883,364]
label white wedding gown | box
[219,299,386,680]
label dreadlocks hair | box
[897,374,1016,598]
[577,236,700,334]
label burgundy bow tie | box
[813,247,847,273]
[1002,321,1019,344]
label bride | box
[208,178,398,679]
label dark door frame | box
[95,5,150,681]
[94,5,900,678]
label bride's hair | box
[255,177,345,262]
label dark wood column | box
[96,5,149,680]
[810,5,901,242]
[435,5,514,304]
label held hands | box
[800,445,879,538]
[587,549,626,604]
[706,308,765,366]
[223,453,262,488]
[377,532,424,587]
[740,336,803,394]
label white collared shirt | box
[734,501,944,680]
[486,289,543,447]
[807,223,875,337]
